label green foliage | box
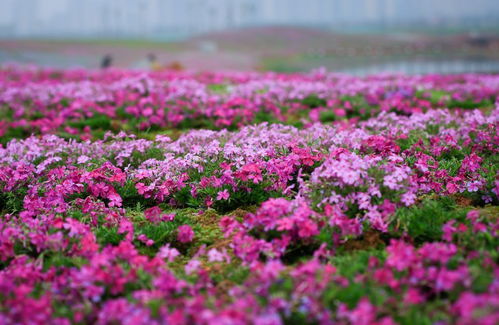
[0,127,30,145]
[438,149,467,163]
[207,84,229,94]
[134,221,180,256]
[391,197,468,243]
[212,186,281,214]
[95,226,125,246]
[394,306,447,325]
[116,180,154,209]
[453,206,499,256]
[301,94,326,108]
[13,241,38,258]
[319,110,337,123]
[177,116,216,130]
[425,124,440,135]
[469,263,495,293]
[0,189,27,214]
[254,110,280,124]
[422,90,494,109]
[42,253,87,271]
[68,113,112,130]
[281,242,321,265]
[209,262,250,287]
[331,249,387,279]
[0,105,14,120]
[283,312,316,325]
[436,157,462,177]
[323,250,387,308]
[59,98,71,107]
[116,106,134,119]
[395,129,428,152]
[447,98,493,109]
[124,268,153,293]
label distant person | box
[147,53,162,71]
[100,54,113,69]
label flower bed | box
[0,67,498,324]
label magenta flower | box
[144,206,162,223]
[386,240,416,272]
[403,288,425,305]
[177,225,194,243]
[157,244,180,262]
[216,189,230,201]
[185,259,201,275]
[442,220,457,242]
[137,234,154,246]
[207,248,224,263]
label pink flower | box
[216,189,230,201]
[466,181,480,192]
[63,218,88,237]
[442,220,457,242]
[107,191,122,207]
[297,219,319,238]
[400,191,416,206]
[161,213,175,222]
[137,234,154,246]
[177,225,194,243]
[435,266,469,292]
[338,298,377,325]
[207,249,224,262]
[77,155,90,164]
[144,206,162,223]
[334,108,346,117]
[466,210,480,222]
[157,244,180,262]
[205,196,214,207]
[185,259,201,275]
[403,288,425,305]
[447,182,458,194]
[473,222,487,233]
[386,240,416,271]
[144,206,174,223]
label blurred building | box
[0,0,498,39]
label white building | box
[0,0,498,39]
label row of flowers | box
[1,97,498,323]
[1,68,498,141]
[1,208,497,324]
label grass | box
[391,196,468,244]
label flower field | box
[0,67,498,324]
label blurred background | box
[1,0,499,74]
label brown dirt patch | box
[454,195,474,207]
[342,230,385,251]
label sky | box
[1,0,499,39]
